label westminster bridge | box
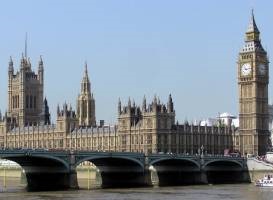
[0,149,249,191]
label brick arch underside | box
[205,160,248,183]
[3,156,70,191]
[77,157,146,188]
[151,159,202,186]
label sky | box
[0,0,273,124]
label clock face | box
[241,63,252,76]
[258,64,266,75]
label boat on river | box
[255,174,273,187]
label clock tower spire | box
[238,10,270,155]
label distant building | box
[200,113,238,128]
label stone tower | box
[77,62,96,127]
[238,11,270,155]
[8,55,44,127]
[117,95,175,154]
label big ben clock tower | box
[238,10,270,156]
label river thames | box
[0,183,272,200]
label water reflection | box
[0,178,272,200]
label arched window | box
[17,95,19,108]
[12,96,15,109]
[14,96,16,109]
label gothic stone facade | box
[117,96,236,154]
[0,98,236,155]
[238,11,270,155]
[0,11,270,156]
[7,56,45,127]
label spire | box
[41,97,50,125]
[85,61,88,75]
[83,61,89,80]
[57,104,60,116]
[242,10,264,52]
[153,94,157,105]
[247,9,259,34]
[44,97,48,105]
[128,97,131,108]
[9,56,14,72]
[142,95,146,111]
[168,94,173,103]
[168,94,174,113]
[81,61,91,94]
[64,102,68,112]
[39,55,43,68]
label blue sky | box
[0,0,272,124]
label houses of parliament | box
[0,11,271,156]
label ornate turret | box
[167,94,174,113]
[142,95,146,112]
[77,62,96,127]
[241,10,265,53]
[57,104,60,117]
[246,10,260,40]
[40,97,50,125]
[7,42,44,126]
[128,97,131,109]
[38,56,44,84]
[57,102,78,132]
[8,56,14,74]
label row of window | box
[26,95,37,109]
[12,95,19,109]
[242,54,253,60]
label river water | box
[0,183,273,200]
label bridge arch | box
[0,153,73,191]
[76,155,144,169]
[204,159,244,169]
[150,157,200,168]
[149,157,201,186]
[75,155,145,188]
[204,159,248,183]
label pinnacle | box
[246,9,259,33]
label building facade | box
[0,11,270,156]
[0,97,236,155]
[7,55,46,127]
[238,11,270,155]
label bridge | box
[0,149,250,191]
